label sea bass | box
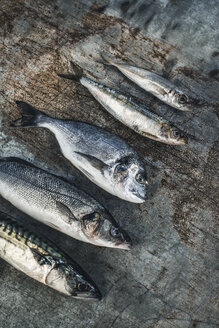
[101,54,192,111]
[59,75,187,145]
[11,101,148,203]
[0,212,101,300]
[0,158,131,250]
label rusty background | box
[0,0,218,327]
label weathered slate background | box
[0,0,218,327]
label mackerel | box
[0,212,101,299]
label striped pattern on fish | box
[0,212,101,300]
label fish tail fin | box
[57,61,83,84]
[11,101,47,128]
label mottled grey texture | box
[0,0,218,328]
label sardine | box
[101,54,192,111]
[59,74,187,145]
[0,158,132,250]
[0,211,101,300]
[11,102,148,203]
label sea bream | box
[0,158,132,250]
[101,54,192,111]
[58,74,187,145]
[11,102,148,203]
[0,212,101,300]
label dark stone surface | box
[0,0,218,327]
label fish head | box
[172,90,192,111]
[46,264,101,300]
[67,271,101,301]
[81,210,132,250]
[112,156,148,203]
[159,124,188,145]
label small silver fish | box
[0,212,101,300]
[101,54,192,111]
[11,102,148,203]
[62,75,187,145]
[0,158,132,250]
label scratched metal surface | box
[0,0,218,327]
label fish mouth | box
[179,136,188,145]
[116,241,132,251]
[74,289,102,301]
[132,192,146,203]
[183,104,192,111]
[94,239,132,250]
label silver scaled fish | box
[11,102,148,203]
[59,74,187,145]
[0,158,132,250]
[0,211,101,300]
[101,54,192,111]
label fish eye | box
[135,173,145,184]
[173,130,179,137]
[171,129,182,139]
[110,226,120,238]
[178,94,187,104]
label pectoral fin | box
[151,83,168,96]
[31,249,53,266]
[75,152,108,173]
[46,221,63,231]
[55,201,78,224]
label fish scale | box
[81,78,168,124]
[0,212,101,299]
[0,158,98,216]
[78,76,187,145]
[12,101,147,203]
[0,216,58,257]
[47,120,133,163]
[0,158,132,249]
[101,53,192,111]
[57,68,187,145]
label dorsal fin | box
[0,157,40,169]
[0,157,76,185]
